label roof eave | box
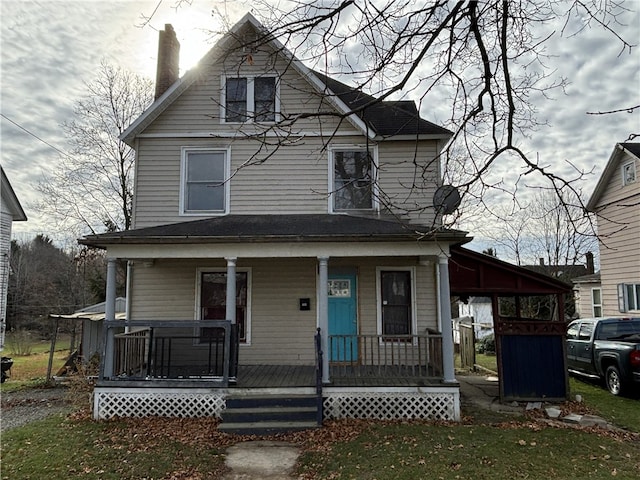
[80,230,469,248]
[1,167,27,221]
[587,143,639,211]
[373,133,453,142]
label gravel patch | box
[1,386,74,432]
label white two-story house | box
[81,14,469,425]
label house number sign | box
[328,279,351,297]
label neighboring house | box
[1,167,27,351]
[524,252,595,319]
[572,272,602,318]
[455,296,494,340]
[587,143,640,317]
[80,14,470,422]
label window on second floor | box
[223,76,277,123]
[180,148,230,215]
[622,160,636,186]
[330,147,377,212]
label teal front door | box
[328,272,358,362]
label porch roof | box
[80,214,469,247]
[448,246,571,296]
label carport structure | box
[449,246,571,402]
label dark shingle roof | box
[80,214,468,247]
[622,143,640,157]
[313,71,452,138]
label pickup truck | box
[566,317,640,395]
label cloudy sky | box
[1,0,639,248]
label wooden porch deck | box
[234,364,443,388]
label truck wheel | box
[605,365,624,396]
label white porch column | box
[318,256,330,383]
[102,258,118,378]
[225,257,237,323]
[438,255,457,383]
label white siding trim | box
[108,242,447,260]
[135,131,364,139]
[375,266,418,338]
[195,267,252,345]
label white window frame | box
[195,267,252,346]
[621,160,637,186]
[375,266,417,343]
[618,283,640,312]
[221,75,280,124]
[328,145,379,213]
[591,287,602,317]
[179,147,231,216]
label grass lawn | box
[1,334,73,391]
[2,404,638,480]
[298,420,640,479]
[1,414,229,480]
[2,338,639,479]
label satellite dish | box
[433,185,461,215]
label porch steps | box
[219,394,321,435]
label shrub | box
[5,329,34,356]
[476,334,496,354]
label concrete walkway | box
[223,440,301,480]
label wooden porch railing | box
[114,328,149,377]
[328,333,443,378]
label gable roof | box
[587,142,640,211]
[80,214,468,247]
[120,13,452,145]
[1,167,27,221]
[313,71,452,138]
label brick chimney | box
[585,252,595,274]
[155,24,180,100]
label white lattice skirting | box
[93,386,460,421]
[93,388,226,419]
[323,388,460,422]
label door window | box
[380,270,412,335]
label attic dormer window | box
[223,75,277,123]
[622,160,636,186]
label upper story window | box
[622,160,636,186]
[223,76,278,123]
[180,148,230,215]
[330,147,377,212]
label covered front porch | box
[84,215,466,422]
[94,318,458,420]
